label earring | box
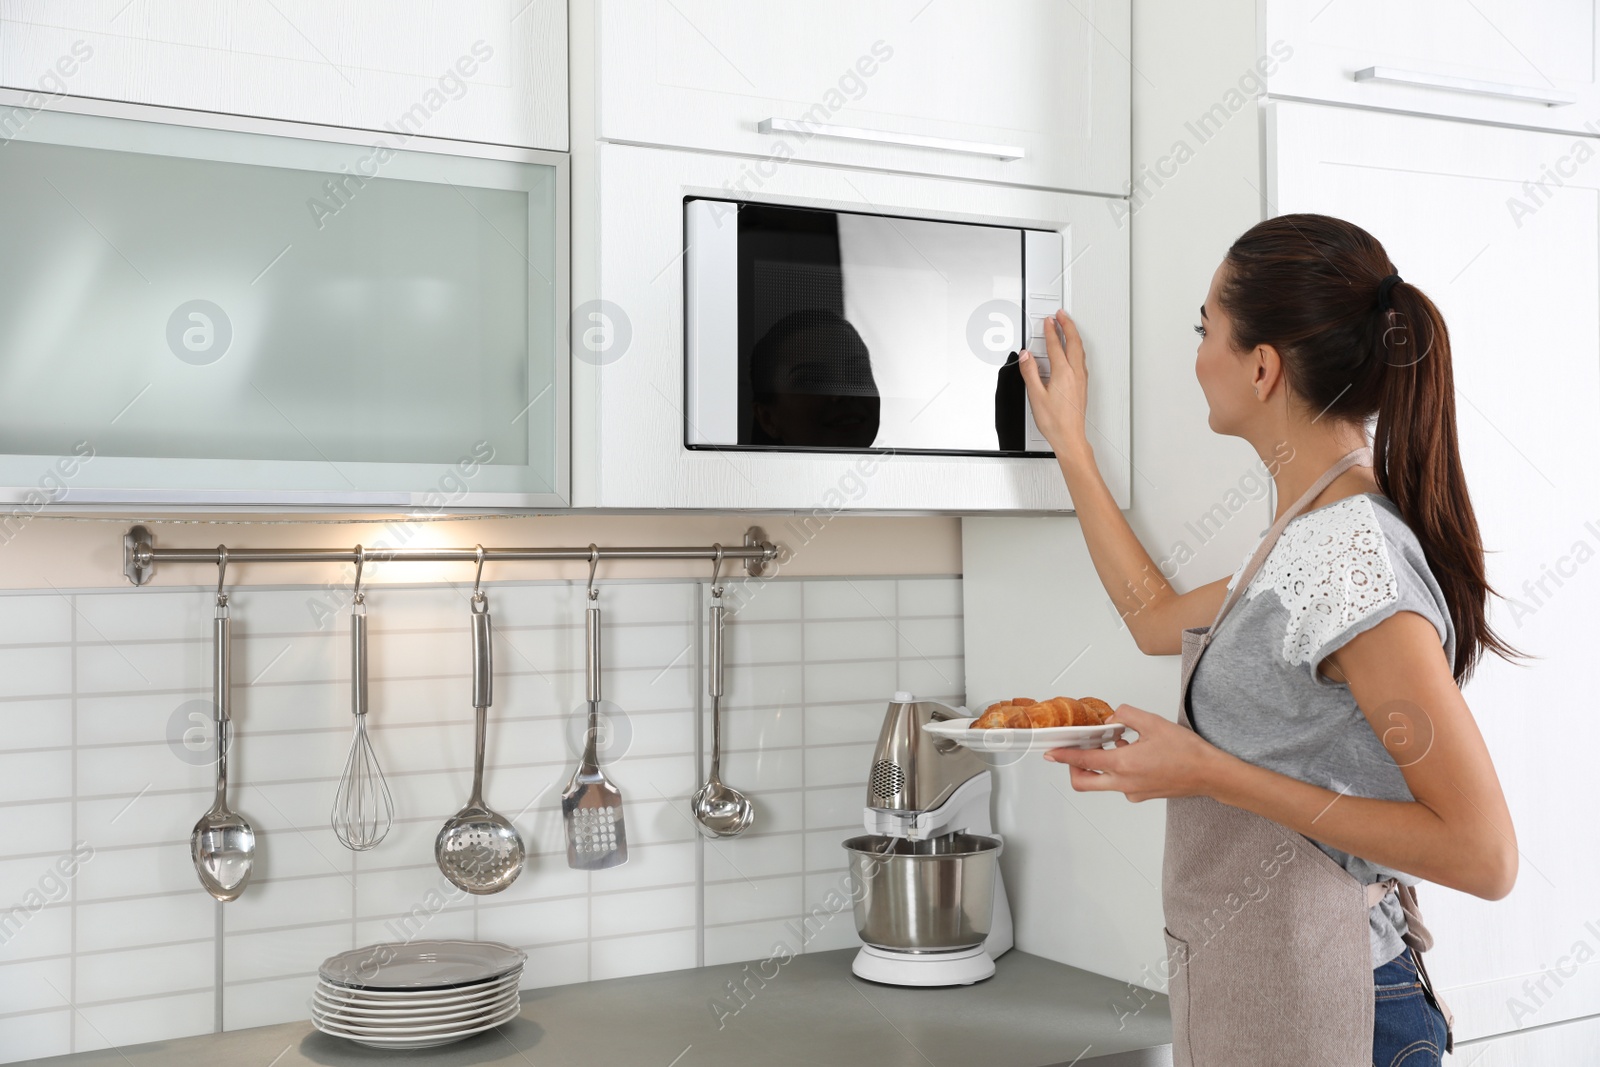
[1253,387,1260,397]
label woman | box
[1022,214,1520,1066]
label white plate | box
[312,998,521,1048]
[312,989,519,1033]
[315,971,520,1008]
[319,940,526,990]
[317,969,520,1000]
[308,979,515,1017]
[312,986,520,1026]
[922,716,1125,751]
[312,994,518,1036]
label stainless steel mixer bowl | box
[841,833,1001,953]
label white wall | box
[963,0,1275,991]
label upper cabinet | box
[570,142,1131,512]
[583,0,1131,196]
[0,97,568,508]
[0,2,1134,513]
[1265,0,1600,133]
[0,0,567,150]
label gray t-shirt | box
[1187,491,1455,968]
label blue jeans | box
[1373,945,1450,1066]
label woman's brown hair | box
[1220,212,1521,683]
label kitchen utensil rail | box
[122,525,779,585]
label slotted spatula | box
[562,588,628,869]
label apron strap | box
[1203,445,1374,641]
[1367,878,1456,1051]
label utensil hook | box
[214,546,229,614]
[351,545,367,613]
[586,544,600,601]
[709,544,724,601]
[471,545,487,613]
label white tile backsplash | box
[0,645,73,699]
[0,1011,71,1062]
[0,801,73,859]
[0,749,72,805]
[0,956,74,1015]
[74,941,213,1003]
[0,698,73,751]
[589,928,697,981]
[0,594,72,645]
[0,574,962,1061]
[802,578,897,619]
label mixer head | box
[866,692,987,815]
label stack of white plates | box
[311,939,526,1049]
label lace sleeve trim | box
[1243,495,1399,668]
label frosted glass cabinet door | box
[0,100,567,507]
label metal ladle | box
[191,547,257,901]
[435,548,526,894]
[692,547,754,838]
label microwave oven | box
[683,198,1062,457]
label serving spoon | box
[692,548,754,838]
[191,547,257,901]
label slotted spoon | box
[435,590,525,894]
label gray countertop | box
[21,948,1172,1067]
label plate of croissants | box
[923,696,1124,751]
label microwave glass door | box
[685,199,1053,457]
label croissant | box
[972,704,1014,729]
[1078,697,1115,724]
[974,700,1033,728]
[972,695,1116,729]
[1021,697,1066,727]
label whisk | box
[333,549,394,851]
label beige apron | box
[1162,446,1456,1065]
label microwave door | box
[684,199,1047,457]
[834,212,1020,452]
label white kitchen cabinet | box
[1268,99,1600,1044]
[0,93,568,509]
[571,141,1130,511]
[578,0,1130,196]
[0,0,566,150]
[1265,0,1600,134]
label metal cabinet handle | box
[1353,66,1575,107]
[757,117,1025,160]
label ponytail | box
[1221,213,1522,683]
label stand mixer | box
[843,692,1013,986]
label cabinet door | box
[575,142,1131,511]
[0,97,567,508]
[1265,0,1600,134]
[1269,100,1600,1043]
[588,0,1130,196]
[0,0,566,150]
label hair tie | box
[1376,273,1402,312]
